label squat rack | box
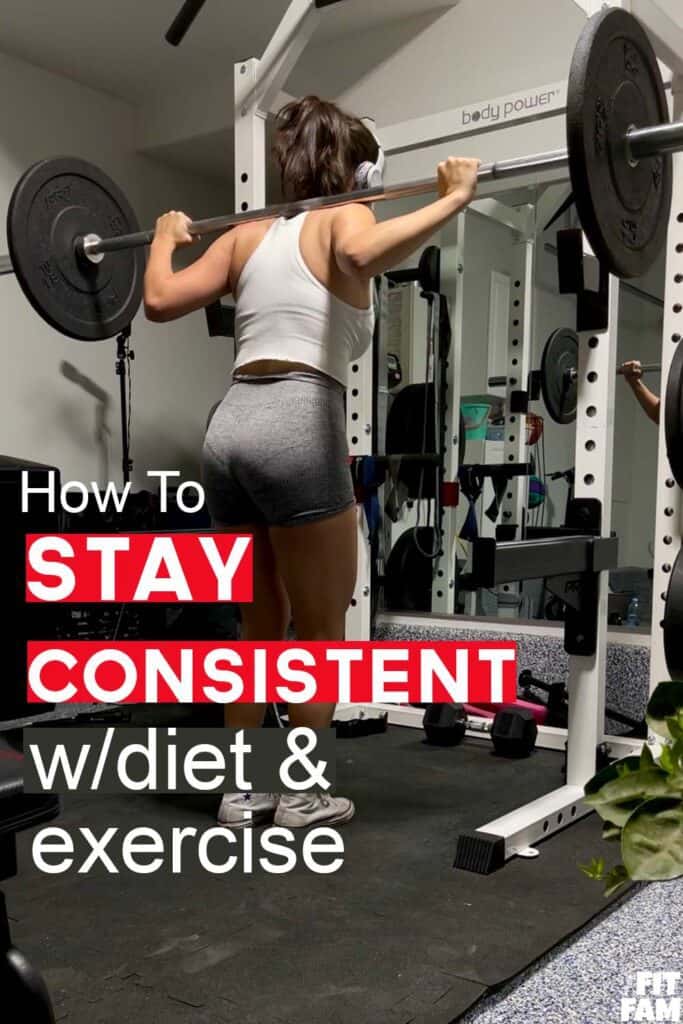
[229,0,680,871]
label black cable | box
[413,293,441,560]
[126,336,134,470]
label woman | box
[144,96,480,830]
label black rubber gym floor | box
[6,720,628,1024]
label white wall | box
[0,50,233,490]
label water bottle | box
[625,594,641,627]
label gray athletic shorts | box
[202,371,355,527]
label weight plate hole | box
[585,440,596,451]
[663,536,673,545]
[584,474,595,486]
[587,405,597,417]
[587,371,598,383]
[674,304,682,314]
[588,337,599,348]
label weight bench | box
[0,733,59,1021]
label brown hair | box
[272,95,379,201]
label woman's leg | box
[268,505,358,827]
[217,522,290,827]
[269,504,357,729]
[219,523,291,728]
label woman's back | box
[229,208,375,385]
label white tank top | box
[233,212,375,386]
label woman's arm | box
[332,156,480,280]
[621,360,661,425]
[144,211,235,322]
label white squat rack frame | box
[232,0,681,867]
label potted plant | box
[580,681,683,896]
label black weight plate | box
[567,8,671,279]
[665,340,683,489]
[664,548,683,680]
[7,157,144,341]
[540,328,578,425]
[384,527,437,612]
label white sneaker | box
[217,792,279,828]
[274,792,355,828]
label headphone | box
[354,119,385,191]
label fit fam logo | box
[459,86,564,128]
[621,972,681,1022]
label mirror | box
[375,183,664,631]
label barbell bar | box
[616,363,661,375]
[0,8,680,342]
[78,150,572,261]
[490,361,662,390]
[0,148,571,273]
[29,116,683,266]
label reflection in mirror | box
[373,182,663,633]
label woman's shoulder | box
[328,203,376,229]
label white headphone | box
[354,119,385,191]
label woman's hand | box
[153,210,196,248]
[438,157,481,205]
[621,360,643,384]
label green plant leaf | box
[602,822,622,842]
[603,864,630,897]
[579,856,605,880]
[584,767,672,826]
[585,757,641,798]
[647,682,683,740]
[640,743,656,769]
[621,797,683,882]
[659,745,677,775]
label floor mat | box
[5,725,628,1023]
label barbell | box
[490,356,661,391]
[538,329,667,424]
[0,8,681,341]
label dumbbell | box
[422,703,537,757]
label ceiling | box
[0,0,457,104]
